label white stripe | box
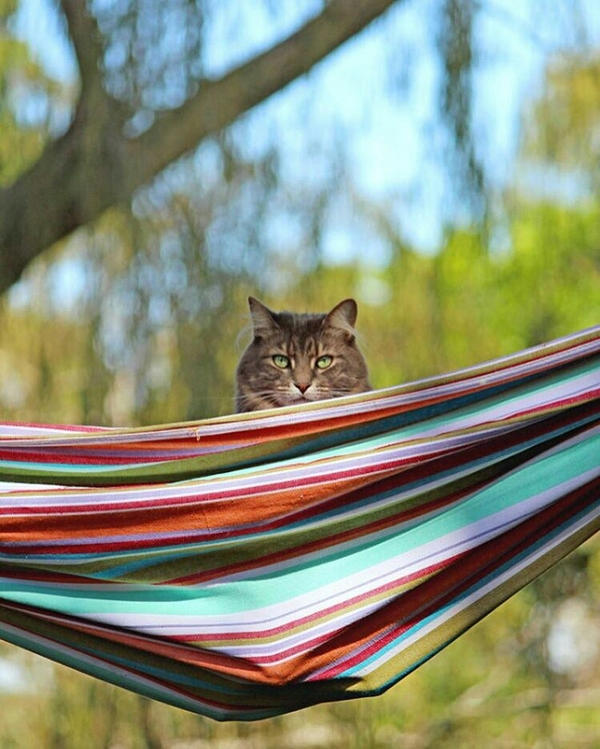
[14,467,593,645]
[348,504,600,679]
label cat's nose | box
[295,382,310,394]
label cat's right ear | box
[248,297,278,338]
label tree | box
[0,0,399,295]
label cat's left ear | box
[325,299,358,336]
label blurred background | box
[0,0,599,746]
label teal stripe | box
[4,432,598,621]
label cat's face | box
[235,298,370,412]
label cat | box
[235,297,370,412]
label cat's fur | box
[235,297,370,412]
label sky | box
[11,0,600,259]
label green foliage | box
[0,2,66,184]
[0,0,17,20]
[524,54,600,172]
[5,198,597,427]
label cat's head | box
[235,297,370,412]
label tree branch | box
[59,0,104,96]
[0,0,400,294]
[129,0,402,185]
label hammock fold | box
[0,326,599,720]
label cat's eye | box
[273,354,291,369]
[316,355,333,370]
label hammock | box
[0,327,599,721]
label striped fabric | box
[0,326,599,721]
